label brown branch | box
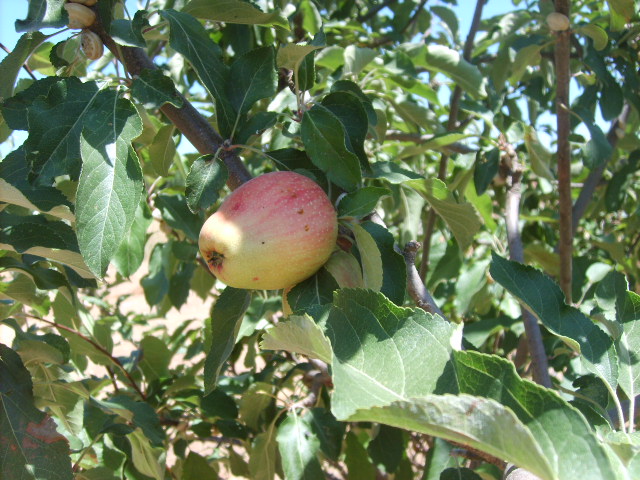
[402,241,445,317]
[385,131,475,154]
[88,14,251,190]
[553,0,573,303]
[572,103,631,234]
[24,314,147,400]
[500,137,552,388]
[0,41,38,81]
[419,0,486,279]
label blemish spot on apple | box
[253,277,259,281]
[297,209,304,214]
[304,225,310,231]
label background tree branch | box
[553,0,573,302]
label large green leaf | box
[301,104,362,191]
[326,289,457,419]
[615,290,640,406]
[160,9,236,138]
[184,0,289,29]
[490,253,618,391]
[204,287,252,393]
[0,343,73,480]
[130,69,183,110]
[75,91,144,278]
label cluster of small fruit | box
[64,0,104,60]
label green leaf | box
[524,126,555,180]
[305,408,345,461]
[343,45,377,76]
[229,46,277,116]
[350,223,383,292]
[15,0,66,32]
[185,155,229,213]
[474,148,499,195]
[0,76,59,131]
[421,132,472,151]
[155,194,203,241]
[0,343,73,480]
[615,290,640,407]
[359,221,406,308]
[369,161,423,184]
[110,11,149,48]
[276,411,324,480]
[409,178,482,251]
[327,289,457,419]
[577,24,608,51]
[277,44,323,71]
[301,104,362,191]
[23,77,101,183]
[421,45,486,99]
[286,269,339,313]
[490,253,618,391]
[510,44,543,84]
[75,92,144,278]
[0,147,73,220]
[368,424,404,473]
[249,423,278,480]
[344,431,376,480]
[0,33,46,102]
[0,212,94,280]
[323,250,364,288]
[160,9,236,138]
[139,336,172,381]
[338,187,390,218]
[606,0,635,20]
[322,91,370,169]
[184,0,289,29]
[261,314,333,363]
[126,428,164,480]
[239,382,275,430]
[204,287,251,393]
[141,243,171,306]
[183,452,217,480]
[130,69,183,110]
[582,118,613,169]
[113,201,152,278]
[200,389,238,419]
[148,124,177,177]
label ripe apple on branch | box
[198,171,338,290]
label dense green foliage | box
[0,0,639,478]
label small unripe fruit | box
[80,30,103,60]
[199,171,338,290]
[546,12,570,31]
[64,3,96,29]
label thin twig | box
[0,41,38,81]
[571,103,630,234]
[24,314,147,400]
[553,0,573,303]
[500,137,552,388]
[419,0,486,279]
[402,241,445,317]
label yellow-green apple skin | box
[199,171,338,290]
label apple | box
[199,171,338,290]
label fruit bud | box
[546,12,570,31]
[64,3,96,29]
[80,30,103,60]
[68,0,98,6]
